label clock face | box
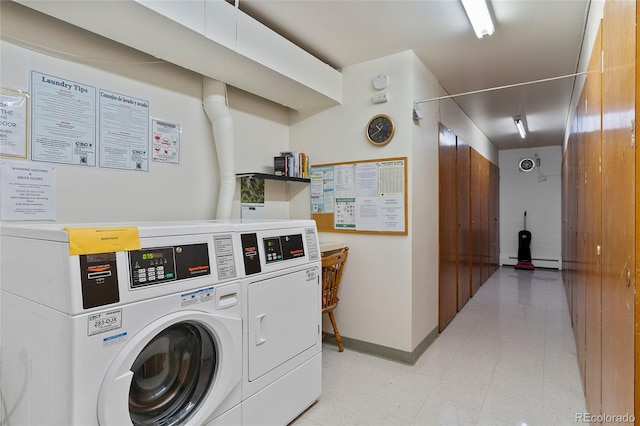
[366,114,395,146]
[519,158,535,172]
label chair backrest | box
[321,247,349,312]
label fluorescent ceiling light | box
[514,116,527,139]
[461,0,495,38]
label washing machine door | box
[97,312,240,426]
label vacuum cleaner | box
[515,211,534,270]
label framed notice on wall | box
[310,157,407,235]
[0,87,28,158]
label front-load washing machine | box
[0,222,243,426]
[236,219,322,425]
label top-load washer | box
[0,221,244,426]
[236,219,322,426]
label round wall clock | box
[519,157,535,172]
[366,114,395,146]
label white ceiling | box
[237,0,590,151]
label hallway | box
[295,267,586,425]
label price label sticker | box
[88,309,122,336]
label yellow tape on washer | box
[64,227,141,255]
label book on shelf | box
[274,151,309,178]
[274,156,287,176]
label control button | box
[139,277,147,283]
[157,274,165,279]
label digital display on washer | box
[128,243,211,288]
[263,234,305,264]
[129,247,176,288]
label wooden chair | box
[321,247,349,352]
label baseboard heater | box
[504,256,562,270]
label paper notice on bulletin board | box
[378,160,405,195]
[333,164,355,229]
[310,157,407,234]
[379,195,404,232]
[310,166,334,213]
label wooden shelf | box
[236,173,310,183]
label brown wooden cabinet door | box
[439,124,458,331]
[457,141,471,310]
[584,24,603,418]
[488,162,499,275]
[470,148,483,295]
[601,0,636,419]
[575,89,587,383]
[480,156,489,285]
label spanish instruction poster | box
[1,160,56,220]
[30,71,97,166]
[99,90,149,171]
[0,88,28,158]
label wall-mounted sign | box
[152,118,181,164]
[99,89,150,172]
[1,159,56,221]
[0,87,28,158]
[30,71,97,166]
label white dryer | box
[236,219,322,426]
[0,222,243,426]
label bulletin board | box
[310,157,407,235]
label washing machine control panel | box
[128,243,210,288]
[241,232,307,275]
[263,234,305,264]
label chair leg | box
[327,311,344,352]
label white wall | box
[438,95,498,166]
[0,2,291,223]
[408,53,441,347]
[228,86,293,219]
[499,146,562,268]
[290,51,416,352]
[290,50,497,353]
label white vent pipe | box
[203,78,235,220]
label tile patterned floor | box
[294,267,586,426]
